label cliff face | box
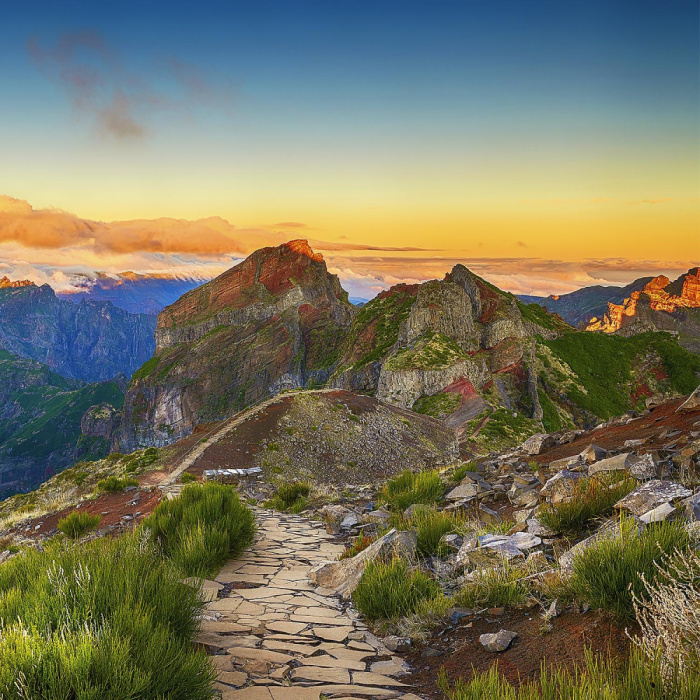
[586,269,700,351]
[119,241,355,450]
[331,265,544,424]
[0,283,157,382]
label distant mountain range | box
[0,281,156,382]
[57,271,209,315]
[519,277,654,327]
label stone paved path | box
[199,509,424,700]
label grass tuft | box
[382,469,443,511]
[567,516,691,619]
[266,482,311,513]
[538,473,636,535]
[352,558,441,621]
[144,482,256,578]
[57,511,102,539]
[97,475,139,493]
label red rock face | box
[586,268,700,332]
[158,240,334,329]
[0,276,34,289]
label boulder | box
[614,480,692,517]
[446,483,478,502]
[683,493,700,521]
[319,504,353,525]
[478,503,502,526]
[340,512,360,529]
[527,517,556,537]
[639,502,676,524]
[588,453,634,477]
[480,629,517,652]
[677,386,700,413]
[580,444,607,463]
[540,470,582,504]
[308,528,417,598]
[441,533,463,551]
[384,636,411,653]
[628,453,657,481]
[522,433,555,456]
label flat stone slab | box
[615,480,692,516]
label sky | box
[0,0,698,299]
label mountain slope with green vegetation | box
[0,350,124,498]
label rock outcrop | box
[119,241,355,450]
[586,268,700,351]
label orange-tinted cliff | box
[587,268,700,333]
[0,276,34,289]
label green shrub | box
[144,483,256,577]
[266,482,311,513]
[57,511,102,539]
[394,507,464,556]
[180,472,197,484]
[97,475,139,493]
[438,647,700,700]
[453,561,530,609]
[352,558,441,621]
[451,462,478,483]
[382,470,443,511]
[538,474,636,535]
[0,534,215,699]
[568,516,691,619]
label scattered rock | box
[446,483,478,502]
[588,452,634,477]
[615,480,692,517]
[628,453,657,480]
[580,443,608,463]
[384,636,412,653]
[540,470,582,504]
[522,433,555,455]
[309,528,417,598]
[480,629,517,652]
[678,386,700,413]
[639,502,676,524]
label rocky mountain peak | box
[0,276,34,289]
[587,267,700,333]
[283,238,324,262]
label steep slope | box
[187,389,459,486]
[0,350,124,498]
[119,240,355,450]
[57,271,207,315]
[0,281,157,381]
[520,276,652,327]
[586,268,700,352]
[330,265,570,427]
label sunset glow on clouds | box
[1,1,697,299]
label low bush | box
[266,482,311,513]
[382,469,443,511]
[57,511,102,539]
[538,473,636,535]
[180,471,197,484]
[633,547,700,686]
[568,516,690,619]
[453,561,530,609]
[352,558,441,621]
[394,507,465,556]
[340,534,376,560]
[0,534,215,699]
[97,475,139,493]
[144,482,256,577]
[438,647,700,700]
